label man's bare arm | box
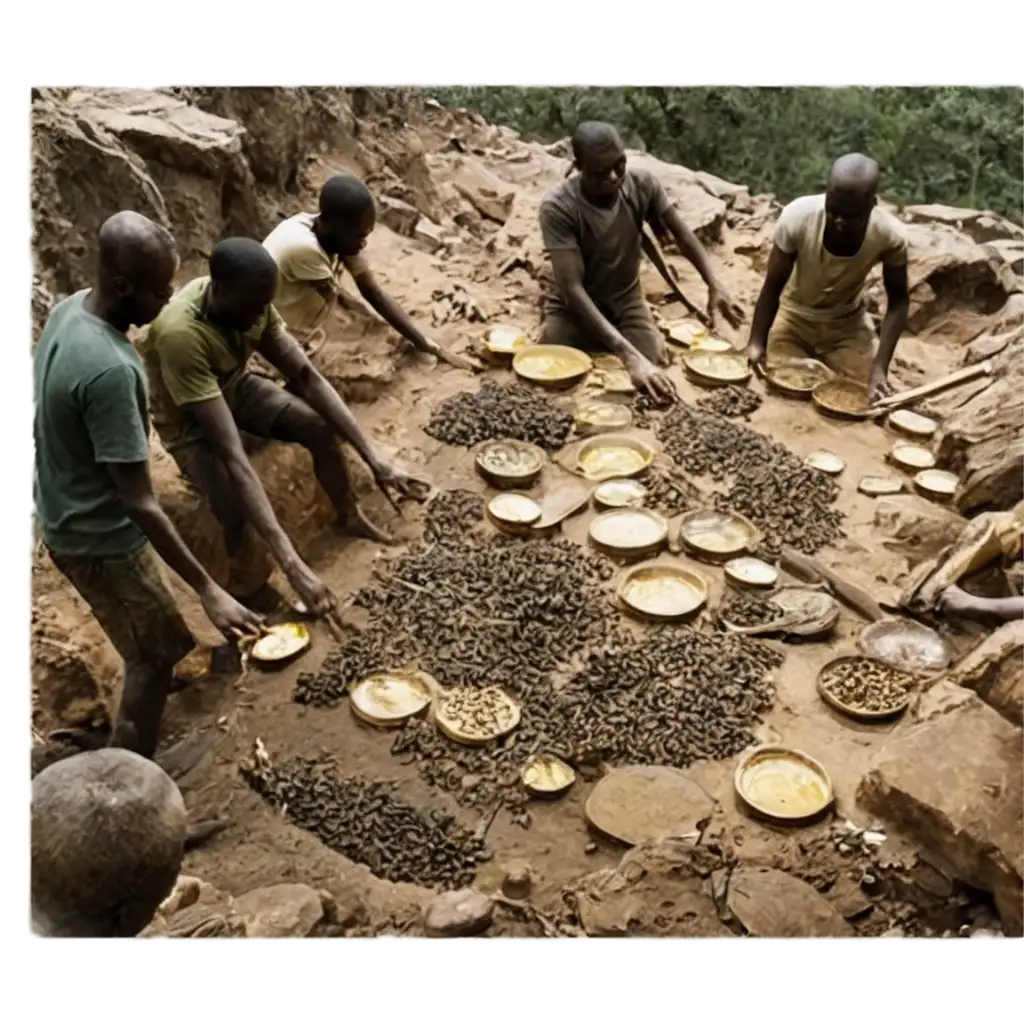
[655,207,718,288]
[875,261,910,377]
[746,245,797,362]
[183,396,305,572]
[108,461,221,596]
[258,328,386,473]
[353,272,433,353]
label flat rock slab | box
[585,765,715,846]
[232,883,324,938]
[858,682,1023,935]
[727,867,854,937]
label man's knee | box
[280,406,334,453]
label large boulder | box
[902,204,1024,246]
[944,621,1024,727]
[858,681,1023,935]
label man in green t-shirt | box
[33,212,262,762]
[140,237,428,618]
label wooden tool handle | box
[780,547,886,622]
[871,361,994,412]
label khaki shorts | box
[767,310,878,382]
[541,289,668,366]
[49,544,194,671]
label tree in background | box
[429,87,1023,224]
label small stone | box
[414,218,445,253]
[501,860,533,900]
[233,883,324,938]
[158,875,201,918]
[461,773,482,791]
[585,842,598,855]
[424,888,494,938]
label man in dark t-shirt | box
[33,212,262,762]
[538,121,741,404]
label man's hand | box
[282,559,338,618]
[708,280,744,331]
[372,460,431,506]
[198,583,264,642]
[868,365,895,405]
[745,332,768,370]
[627,355,677,406]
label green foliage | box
[428,87,1023,224]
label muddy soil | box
[30,98,1022,936]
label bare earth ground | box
[29,99,1022,937]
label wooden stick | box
[871,361,994,412]
[780,547,886,623]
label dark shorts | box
[49,544,194,671]
[540,291,668,366]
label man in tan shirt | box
[539,121,742,405]
[263,174,477,371]
[746,153,910,403]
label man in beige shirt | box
[746,153,910,403]
[263,174,477,371]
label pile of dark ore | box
[423,487,485,545]
[640,461,705,518]
[244,755,486,890]
[697,385,763,419]
[544,626,784,767]
[720,592,781,628]
[656,403,844,556]
[425,378,574,451]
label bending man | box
[33,212,262,761]
[263,174,478,371]
[141,237,428,617]
[746,153,910,403]
[539,121,741,404]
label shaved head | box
[97,211,176,286]
[207,237,278,332]
[209,236,278,288]
[572,121,623,163]
[315,174,377,257]
[827,153,880,196]
[94,211,178,328]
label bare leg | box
[939,584,1024,624]
[108,661,174,760]
[307,434,393,544]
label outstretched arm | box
[869,261,910,402]
[746,245,797,365]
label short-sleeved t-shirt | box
[262,212,369,332]
[539,168,672,316]
[138,276,286,452]
[33,292,151,557]
[773,194,909,322]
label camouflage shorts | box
[48,544,195,671]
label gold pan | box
[589,508,669,560]
[577,434,656,481]
[486,492,543,535]
[734,745,834,825]
[573,400,633,434]
[724,556,778,591]
[858,475,904,497]
[593,477,648,511]
[858,618,954,675]
[350,670,434,729]
[889,441,936,472]
[678,508,760,561]
[765,358,833,399]
[914,468,958,501]
[250,623,311,665]
[513,344,592,388]
[817,655,916,723]
[663,320,708,347]
[483,324,530,358]
[616,561,709,622]
[434,686,521,746]
[804,449,845,476]
[812,377,873,420]
[521,754,576,798]
[888,408,937,440]
[475,439,546,489]
[683,350,751,387]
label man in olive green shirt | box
[33,212,261,762]
[141,237,428,618]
